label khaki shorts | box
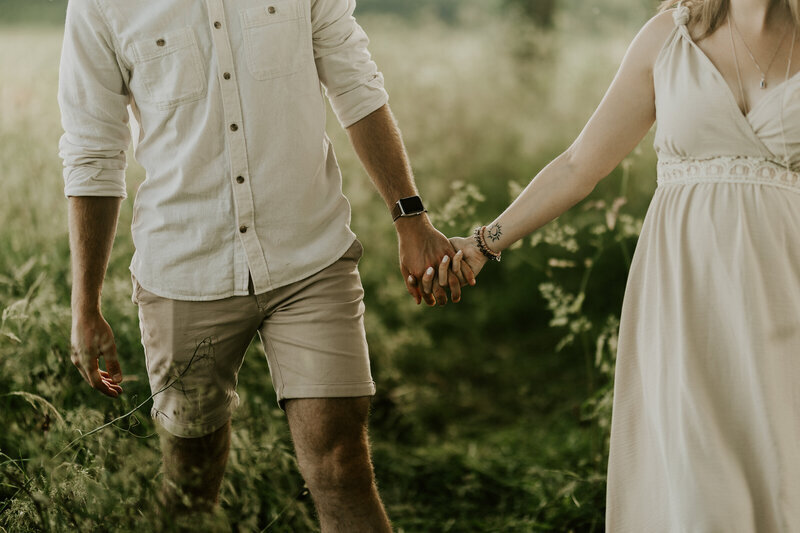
[132,239,375,438]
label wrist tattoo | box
[487,224,502,242]
[473,226,502,262]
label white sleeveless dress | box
[605,7,800,532]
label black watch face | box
[400,196,424,214]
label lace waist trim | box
[657,156,800,192]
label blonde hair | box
[658,0,800,38]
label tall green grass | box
[0,12,654,532]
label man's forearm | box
[68,196,121,313]
[345,104,418,211]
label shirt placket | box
[205,0,272,295]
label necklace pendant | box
[760,78,767,89]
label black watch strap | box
[391,195,427,221]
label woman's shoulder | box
[641,9,681,51]
[626,9,682,72]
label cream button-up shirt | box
[58,0,388,300]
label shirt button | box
[214,21,222,29]
[268,6,276,14]
[223,72,231,80]
[236,176,245,184]
[239,225,248,233]
[230,124,239,132]
[156,38,166,46]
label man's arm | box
[346,104,472,305]
[69,197,123,397]
[59,0,131,395]
[310,0,473,305]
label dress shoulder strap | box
[674,1,690,28]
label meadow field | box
[0,4,658,532]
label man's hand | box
[396,216,475,306]
[68,196,122,397]
[71,309,123,398]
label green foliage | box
[0,0,66,25]
[503,0,558,27]
[0,11,656,533]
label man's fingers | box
[408,279,421,305]
[421,268,436,306]
[406,276,422,305]
[401,265,421,304]
[433,285,447,306]
[461,261,477,286]
[102,347,123,383]
[88,366,119,398]
[449,272,461,303]
[99,371,124,392]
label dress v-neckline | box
[677,24,800,121]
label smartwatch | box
[391,195,427,221]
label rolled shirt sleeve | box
[311,0,389,128]
[58,0,131,198]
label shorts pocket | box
[131,274,143,305]
[241,1,311,81]
[131,27,206,110]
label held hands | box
[396,215,476,305]
[416,235,489,300]
[71,309,123,397]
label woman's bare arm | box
[443,11,677,278]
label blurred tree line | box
[0,0,656,26]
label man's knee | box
[307,437,375,495]
[160,420,231,466]
[159,420,232,509]
[286,397,375,494]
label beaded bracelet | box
[473,226,501,262]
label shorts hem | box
[277,381,376,407]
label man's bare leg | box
[286,397,391,533]
[159,420,231,513]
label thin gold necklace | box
[730,14,790,89]
[729,18,750,114]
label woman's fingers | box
[451,250,468,286]
[439,255,462,302]
[438,255,450,287]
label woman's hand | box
[449,236,489,279]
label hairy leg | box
[286,397,391,533]
[159,419,231,513]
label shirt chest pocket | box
[131,27,207,110]
[241,1,312,81]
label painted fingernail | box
[441,255,449,263]
[455,250,463,257]
[408,275,416,285]
[426,267,434,276]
